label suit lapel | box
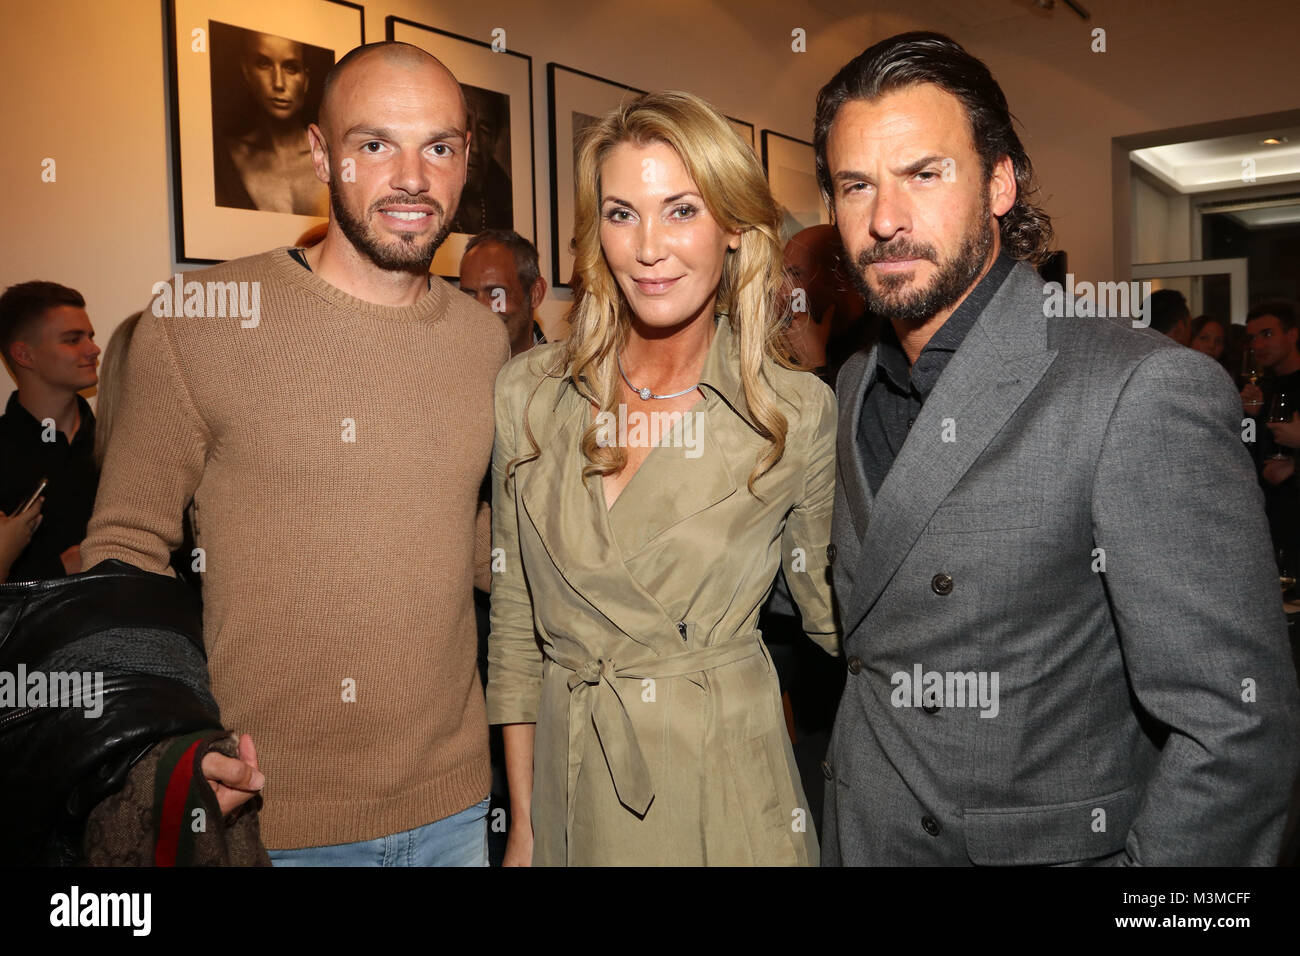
[840,263,1059,637]
[835,348,877,541]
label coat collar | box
[546,315,760,432]
[698,315,760,432]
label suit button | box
[931,572,953,595]
[826,543,837,565]
[847,656,862,675]
[922,702,941,714]
[820,760,833,780]
[921,815,941,836]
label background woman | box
[486,91,840,866]
[1189,314,1229,369]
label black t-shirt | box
[0,390,99,582]
[1256,368,1300,459]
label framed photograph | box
[548,64,644,288]
[167,0,364,263]
[547,63,753,287]
[728,118,756,153]
[387,16,536,279]
[761,130,831,243]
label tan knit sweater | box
[83,247,508,849]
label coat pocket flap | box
[964,785,1138,865]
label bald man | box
[83,42,510,865]
[782,224,878,386]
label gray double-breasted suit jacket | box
[824,259,1300,865]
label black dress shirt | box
[0,390,99,581]
[857,253,1017,496]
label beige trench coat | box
[486,317,840,865]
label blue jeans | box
[268,797,490,867]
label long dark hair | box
[813,31,1053,265]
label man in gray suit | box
[816,31,1300,866]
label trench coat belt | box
[546,634,766,842]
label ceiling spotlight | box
[1260,137,1289,146]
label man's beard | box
[847,203,996,324]
[330,186,452,272]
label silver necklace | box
[617,355,699,401]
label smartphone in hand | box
[14,477,49,516]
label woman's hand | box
[502,816,534,867]
[501,722,536,866]
[1242,383,1264,414]
[0,497,43,581]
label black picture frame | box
[761,129,831,242]
[547,63,643,288]
[386,16,537,279]
[728,118,757,151]
[547,62,754,287]
[166,0,365,264]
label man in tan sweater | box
[83,42,509,864]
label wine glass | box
[1242,348,1264,414]
[1278,547,1296,599]
[1268,392,1294,461]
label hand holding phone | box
[15,477,48,516]
[1,485,45,579]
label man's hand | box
[1267,414,1300,450]
[1263,457,1295,485]
[0,497,43,581]
[1241,383,1264,414]
[201,733,264,816]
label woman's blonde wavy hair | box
[510,90,797,495]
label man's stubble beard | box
[847,197,996,326]
[330,183,454,273]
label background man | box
[459,229,547,357]
[1244,300,1300,561]
[83,41,509,866]
[1147,288,1191,345]
[817,31,1299,866]
[781,223,878,388]
[0,281,99,582]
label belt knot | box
[568,658,612,689]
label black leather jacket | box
[0,560,220,864]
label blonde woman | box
[488,91,840,866]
